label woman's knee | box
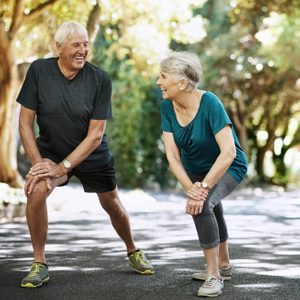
[201,202,214,215]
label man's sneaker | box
[197,276,224,297]
[21,262,49,288]
[192,264,232,281]
[128,249,154,275]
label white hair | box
[54,21,88,46]
[160,51,202,92]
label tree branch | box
[9,0,24,39]
[23,0,59,23]
[9,0,59,39]
[86,2,101,42]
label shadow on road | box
[1,186,300,299]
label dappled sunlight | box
[2,185,300,285]
[234,283,281,290]
[258,267,300,278]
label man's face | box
[57,33,89,71]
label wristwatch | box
[63,159,72,169]
[200,181,211,191]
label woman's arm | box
[163,131,208,215]
[201,125,236,189]
[162,131,208,197]
[163,131,194,192]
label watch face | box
[202,182,208,188]
[63,159,71,168]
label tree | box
[229,1,300,182]
[1,0,207,188]
[92,0,207,187]
[0,0,61,187]
[0,0,100,187]
[188,0,300,184]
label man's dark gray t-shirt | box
[17,58,113,169]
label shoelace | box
[203,276,217,287]
[134,252,148,265]
[27,264,42,278]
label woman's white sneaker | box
[197,276,224,297]
[192,264,232,281]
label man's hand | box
[29,158,67,179]
[186,198,205,216]
[24,173,51,196]
[186,181,209,201]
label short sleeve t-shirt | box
[17,58,113,167]
[160,91,247,183]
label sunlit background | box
[1,1,300,298]
[0,0,299,191]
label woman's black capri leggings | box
[188,172,239,249]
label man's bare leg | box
[26,176,68,263]
[97,188,154,274]
[97,188,136,253]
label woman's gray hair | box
[54,21,88,46]
[160,51,202,92]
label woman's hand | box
[29,158,66,179]
[186,181,209,201]
[186,198,205,216]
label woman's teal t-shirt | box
[160,91,247,183]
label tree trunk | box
[227,104,249,157]
[256,147,266,181]
[0,26,22,187]
[234,119,248,158]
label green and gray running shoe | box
[128,249,154,275]
[21,262,49,288]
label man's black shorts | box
[39,149,116,193]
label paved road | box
[1,186,300,300]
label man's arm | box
[19,106,51,194]
[19,106,43,165]
[63,119,106,168]
[29,119,107,178]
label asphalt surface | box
[1,186,300,300]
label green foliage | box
[92,29,170,188]
[2,0,299,188]
[189,0,300,185]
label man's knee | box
[27,180,49,201]
[98,191,127,218]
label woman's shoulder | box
[202,90,224,107]
[202,90,220,101]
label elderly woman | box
[157,51,247,297]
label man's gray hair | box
[160,51,202,92]
[54,21,88,46]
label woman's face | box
[156,72,180,99]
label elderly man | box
[17,21,153,288]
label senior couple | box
[17,21,247,298]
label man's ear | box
[56,42,62,54]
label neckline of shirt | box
[172,91,208,128]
